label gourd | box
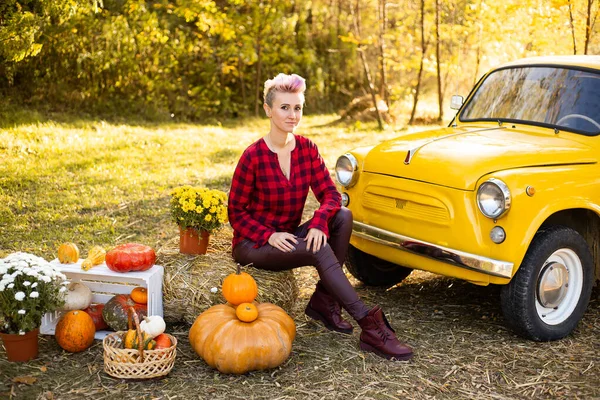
[130,287,148,304]
[123,329,156,350]
[57,243,80,264]
[81,246,106,271]
[102,294,147,331]
[222,264,258,306]
[105,243,156,273]
[55,310,96,353]
[83,303,109,331]
[189,302,296,374]
[139,315,166,339]
[62,282,93,311]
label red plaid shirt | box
[228,135,342,249]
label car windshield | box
[460,66,600,136]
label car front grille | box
[362,191,450,225]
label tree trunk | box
[409,0,427,125]
[351,0,384,130]
[378,0,389,107]
[584,0,594,54]
[254,39,262,117]
[568,0,577,54]
[435,0,443,122]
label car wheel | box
[500,226,594,341]
[345,245,412,286]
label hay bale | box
[157,229,298,324]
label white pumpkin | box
[62,282,93,310]
[140,315,166,338]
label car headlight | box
[335,153,359,188]
[477,178,511,219]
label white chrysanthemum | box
[30,291,39,298]
[23,281,31,286]
[40,276,51,283]
[14,291,26,301]
[31,282,38,288]
[7,283,14,289]
[0,284,5,292]
[18,309,26,315]
[59,286,67,293]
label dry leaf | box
[40,366,48,372]
[13,375,37,385]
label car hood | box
[362,125,596,190]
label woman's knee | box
[336,207,353,223]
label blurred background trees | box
[1,0,598,122]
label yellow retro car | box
[335,56,600,341]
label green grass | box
[0,111,411,259]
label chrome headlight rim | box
[335,153,359,188]
[477,178,511,219]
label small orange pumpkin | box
[222,264,258,306]
[55,310,96,353]
[236,303,258,322]
[58,243,80,264]
[130,287,148,304]
[154,333,171,349]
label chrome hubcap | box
[537,261,568,308]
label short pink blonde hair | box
[263,73,306,107]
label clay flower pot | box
[179,227,210,255]
[0,328,39,362]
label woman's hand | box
[305,228,327,253]
[268,232,298,252]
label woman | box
[228,73,413,361]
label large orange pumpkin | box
[189,303,296,374]
[55,310,96,353]
[221,264,258,305]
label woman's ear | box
[263,103,272,118]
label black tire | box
[345,245,412,286]
[500,226,594,341]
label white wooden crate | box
[41,260,164,340]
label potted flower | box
[170,185,228,254]
[0,252,68,361]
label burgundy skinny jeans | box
[232,207,370,321]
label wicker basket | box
[103,309,177,379]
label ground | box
[1,113,598,399]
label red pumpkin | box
[154,333,171,349]
[102,294,147,331]
[105,243,156,273]
[83,304,109,331]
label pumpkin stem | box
[236,263,241,275]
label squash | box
[222,264,258,306]
[55,310,96,353]
[189,303,296,374]
[57,243,79,264]
[105,243,156,273]
[154,333,171,349]
[81,245,106,271]
[102,294,147,331]
[123,329,156,350]
[130,287,148,304]
[62,282,93,311]
[236,302,258,322]
[139,315,166,339]
[83,303,109,331]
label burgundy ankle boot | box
[305,282,353,334]
[357,306,413,361]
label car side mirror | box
[450,95,464,110]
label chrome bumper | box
[352,221,514,278]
